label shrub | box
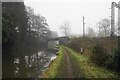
[92,45,120,73]
[106,48,120,72]
[91,44,108,66]
[67,38,81,52]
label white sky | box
[24,0,119,36]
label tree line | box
[86,18,119,37]
[2,2,51,78]
[67,36,120,74]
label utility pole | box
[118,1,120,36]
[83,16,85,38]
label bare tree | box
[60,21,71,37]
[96,22,104,37]
[97,18,110,37]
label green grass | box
[42,46,65,78]
[42,46,118,78]
[66,47,118,78]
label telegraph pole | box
[83,16,85,37]
[118,1,120,36]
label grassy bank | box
[42,46,118,78]
[66,47,118,78]
[42,46,65,78]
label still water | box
[13,51,57,78]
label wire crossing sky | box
[25,0,119,36]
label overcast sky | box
[24,0,119,36]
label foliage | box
[68,37,97,53]
[2,2,29,78]
[91,44,108,66]
[2,2,50,78]
[68,37,81,52]
[68,47,118,78]
[26,6,50,38]
[91,44,120,73]
[42,46,118,78]
[106,48,120,72]
[68,36,119,73]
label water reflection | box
[13,51,57,78]
[14,58,20,76]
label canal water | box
[13,51,57,78]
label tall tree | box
[2,2,51,78]
[2,2,28,78]
[26,7,49,38]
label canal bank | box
[13,50,57,78]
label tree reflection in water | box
[13,51,56,78]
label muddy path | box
[64,49,74,78]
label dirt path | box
[64,49,74,78]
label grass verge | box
[66,47,118,78]
[42,46,66,78]
[42,46,118,78]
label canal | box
[13,50,57,78]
